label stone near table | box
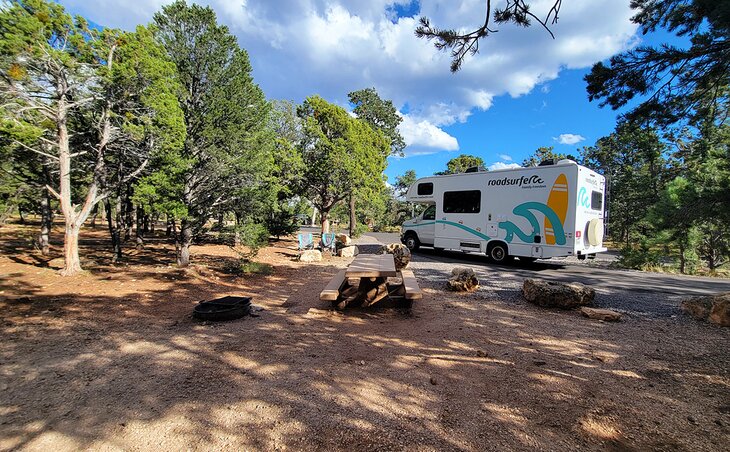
[299,249,322,262]
[682,292,730,327]
[337,245,358,257]
[522,278,594,309]
[580,307,622,322]
[377,243,411,270]
[447,267,479,292]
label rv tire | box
[404,233,420,252]
[487,242,509,264]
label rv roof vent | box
[557,159,577,165]
[464,166,487,173]
[538,159,555,166]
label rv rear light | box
[575,230,581,238]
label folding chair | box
[321,232,337,252]
[297,233,314,250]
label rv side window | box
[443,190,481,214]
[417,183,433,196]
[423,205,436,220]
[591,191,603,211]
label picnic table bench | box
[320,253,422,309]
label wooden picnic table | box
[320,253,422,309]
[345,254,397,278]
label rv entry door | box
[420,205,436,246]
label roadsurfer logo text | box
[487,175,544,187]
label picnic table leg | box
[359,277,389,307]
[335,284,359,310]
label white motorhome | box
[401,160,607,263]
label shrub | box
[232,222,269,260]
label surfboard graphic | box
[544,173,568,245]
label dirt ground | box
[1,222,729,451]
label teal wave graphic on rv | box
[405,202,565,245]
[498,202,567,245]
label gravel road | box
[354,232,730,319]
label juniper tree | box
[152,0,273,266]
[0,1,183,274]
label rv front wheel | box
[404,233,420,252]
[488,242,509,264]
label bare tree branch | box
[415,0,562,72]
[11,140,60,161]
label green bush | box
[266,209,300,239]
[232,222,269,260]
[221,259,274,276]
[616,243,662,270]
[352,222,369,238]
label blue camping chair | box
[297,233,314,250]
[321,232,337,252]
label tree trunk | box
[60,222,82,276]
[678,242,686,274]
[90,205,98,228]
[18,207,25,224]
[349,193,356,237]
[166,217,173,237]
[135,206,145,250]
[106,200,122,262]
[320,209,330,235]
[38,185,52,255]
[123,184,134,241]
[176,219,193,266]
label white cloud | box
[488,162,522,171]
[555,133,586,145]
[498,154,513,161]
[60,0,638,138]
[398,113,459,156]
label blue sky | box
[58,1,682,183]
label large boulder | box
[298,249,322,262]
[337,245,358,258]
[682,293,730,327]
[377,243,411,270]
[580,307,622,322]
[522,278,595,309]
[447,267,479,292]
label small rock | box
[476,350,488,357]
[298,249,322,262]
[337,245,358,258]
[687,416,697,425]
[681,297,713,320]
[682,293,730,326]
[358,360,365,366]
[522,278,595,309]
[533,360,547,366]
[429,377,438,385]
[580,307,622,322]
[447,267,479,292]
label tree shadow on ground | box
[2,255,729,451]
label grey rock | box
[447,267,479,292]
[522,278,595,309]
[298,249,322,262]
